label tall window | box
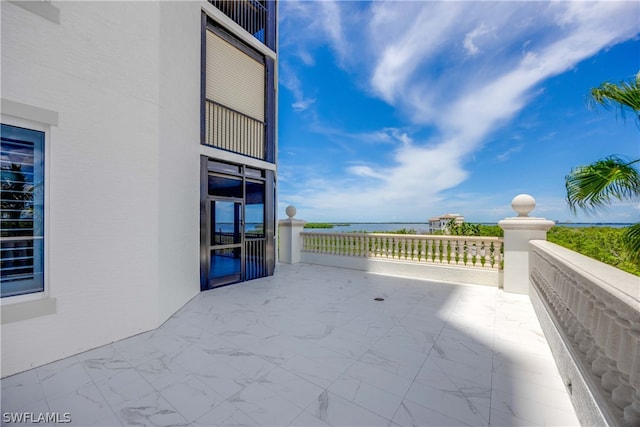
[1,124,45,298]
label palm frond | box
[565,156,640,214]
[622,223,640,265]
[588,72,640,121]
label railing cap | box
[299,231,503,241]
[498,218,555,231]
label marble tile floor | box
[1,263,580,426]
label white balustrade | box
[300,232,503,270]
[530,241,640,426]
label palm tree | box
[565,72,640,263]
[588,72,640,118]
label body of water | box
[303,222,633,234]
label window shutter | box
[206,30,265,121]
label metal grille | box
[245,238,267,280]
[208,0,267,44]
[205,100,265,159]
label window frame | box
[1,117,50,304]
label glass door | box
[208,199,243,287]
[200,158,275,291]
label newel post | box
[278,206,306,264]
[498,194,555,294]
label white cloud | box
[291,98,316,112]
[496,144,524,162]
[464,23,493,56]
[279,63,316,112]
[281,138,469,221]
[318,0,348,63]
[278,1,640,221]
[279,0,350,64]
[370,2,465,104]
[347,165,387,180]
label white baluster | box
[571,283,590,341]
[452,240,458,265]
[601,308,624,392]
[411,238,418,261]
[496,241,503,269]
[373,236,379,257]
[623,322,640,426]
[393,237,398,259]
[611,315,633,409]
[470,240,477,267]
[586,300,607,363]
[592,307,616,378]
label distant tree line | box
[548,227,639,276]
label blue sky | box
[277,1,640,223]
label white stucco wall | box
[1,1,201,376]
[157,2,202,320]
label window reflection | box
[245,180,264,238]
[208,174,242,198]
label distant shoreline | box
[302,222,634,233]
[304,222,634,226]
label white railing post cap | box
[279,206,306,228]
[512,194,535,217]
[499,194,554,230]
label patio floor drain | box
[374,297,385,301]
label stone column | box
[498,194,555,294]
[278,206,306,264]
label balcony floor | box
[1,263,579,426]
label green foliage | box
[565,72,640,264]
[548,226,640,276]
[565,156,640,214]
[476,224,504,237]
[348,228,417,234]
[304,223,335,229]
[389,228,417,234]
[622,223,640,264]
[446,220,504,237]
[1,163,34,237]
[447,219,479,236]
[588,71,640,120]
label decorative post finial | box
[279,206,306,264]
[511,194,535,217]
[285,205,297,219]
[499,193,554,294]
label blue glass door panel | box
[208,199,243,287]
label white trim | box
[1,297,57,324]
[200,144,276,172]
[7,0,60,24]
[1,114,53,316]
[1,99,59,126]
